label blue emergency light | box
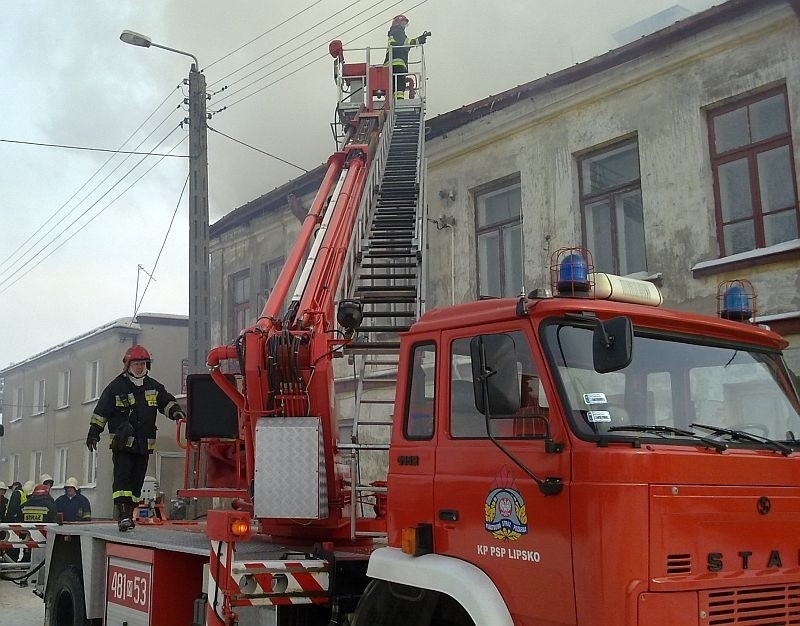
[557,253,590,293]
[720,284,752,321]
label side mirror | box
[593,316,633,374]
[470,334,521,415]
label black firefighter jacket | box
[89,374,181,455]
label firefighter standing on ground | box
[85,345,184,532]
[22,483,58,523]
[385,14,430,99]
[55,477,92,522]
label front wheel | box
[351,580,474,626]
[45,565,91,626]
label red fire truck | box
[6,44,800,626]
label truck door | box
[434,326,576,625]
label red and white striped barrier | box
[0,523,54,550]
[207,540,329,624]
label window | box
[259,257,285,311]
[30,450,43,482]
[85,448,97,485]
[85,360,101,401]
[449,330,548,439]
[475,180,523,298]
[404,343,436,439]
[10,454,20,483]
[32,379,46,415]
[11,386,23,420]
[57,370,70,408]
[230,271,251,338]
[579,139,647,275]
[55,447,68,484]
[709,87,799,256]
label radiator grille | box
[666,553,692,575]
[702,585,800,625]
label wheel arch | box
[366,547,513,626]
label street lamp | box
[120,30,210,376]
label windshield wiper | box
[607,424,728,452]
[691,422,793,456]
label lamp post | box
[120,31,210,375]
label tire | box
[44,565,90,626]
[351,580,474,626]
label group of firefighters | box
[0,475,91,523]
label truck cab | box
[372,272,800,626]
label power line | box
[207,125,309,172]
[0,138,188,158]
[204,0,324,72]
[209,0,363,88]
[0,106,184,281]
[213,0,401,105]
[0,85,183,276]
[214,0,428,112]
[0,130,187,296]
[134,173,190,317]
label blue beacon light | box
[720,285,752,321]
[558,254,590,294]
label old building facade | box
[208,0,800,372]
[0,314,188,518]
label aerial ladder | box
[201,42,428,547]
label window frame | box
[57,369,71,409]
[10,454,21,483]
[55,447,68,484]
[30,450,43,482]
[578,137,647,276]
[230,270,251,339]
[32,378,46,416]
[259,256,285,311]
[707,86,799,257]
[85,360,101,402]
[474,177,523,299]
[11,386,23,421]
[403,342,437,440]
[85,448,97,486]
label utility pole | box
[120,31,211,375]
[188,65,211,374]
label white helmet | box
[65,477,80,489]
[22,480,35,495]
[0,481,7,490]
[40,473,54,484]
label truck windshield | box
[541,321,800,446]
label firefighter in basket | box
[85,345,185,532]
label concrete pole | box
[188,65,210,374]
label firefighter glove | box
[168,405,186,421]
[86,432,99,451]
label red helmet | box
[32,484,49,497]
[123,345,152,368]
[392,14,408,26]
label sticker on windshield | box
[587,411,611,423]
[583,393,607,405]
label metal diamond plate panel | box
[255,417,328,519]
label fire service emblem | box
[485,467,528,541]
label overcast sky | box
[0,0,721,368]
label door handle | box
[439,509,459,522]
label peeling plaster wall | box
[425,3,800,343]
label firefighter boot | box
[117,502,135,532]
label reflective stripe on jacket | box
[384,24,422,69]
[89,373,178,455]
